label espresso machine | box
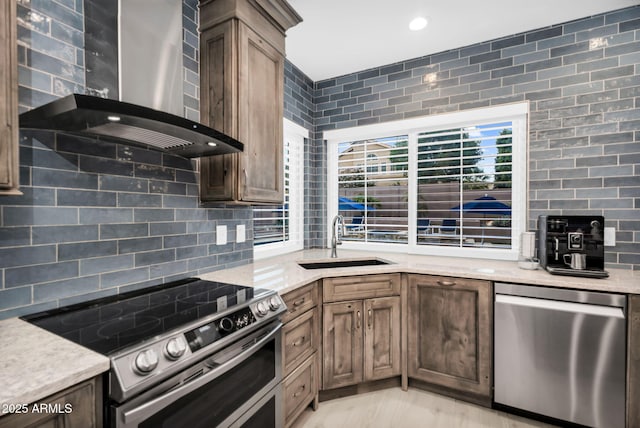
[537,215,608,278]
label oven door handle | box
[120,321,282,426]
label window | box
[337,136,409,244]
[326,103,527,260]
[253,119,306,259]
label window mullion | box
[408,132,418,248]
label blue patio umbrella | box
[450,195,511,216]
[450,195,511,243]
[339,196,375,211]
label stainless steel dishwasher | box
[494,282,626,428]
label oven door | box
[110,321,283,428]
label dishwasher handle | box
[495,294,625,319]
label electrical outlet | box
[604,227,616,246]
[236,224,246,243]
[216,225,227,245]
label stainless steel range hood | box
[19,94,243,158]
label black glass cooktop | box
[22,278,256,355]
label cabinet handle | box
[293,384,306,398]
[367,309,372,329]
[356,311,361,329]
[292,336,306,347]
[437,279,456,287]
[293,298,305,307]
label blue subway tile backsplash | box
[303,5,640,270]
[3,1,639,319]
[1,0,253,319]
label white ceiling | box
[285,0,639,82]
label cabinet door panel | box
[237,23,283,203]
[0,0,19,195]
[407,275,491,399]
[284,353,317,427]
[0,377,100,428]
[323,274,401,303]
[323,301,363,389]
[281,282,318,325]
[364,296,401,381]
[199,21,237,201]
[628,295,640,428]
[283,307,318,377]
[419,287,477,379]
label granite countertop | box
[1,249,636,410]
[199,249,639,295]
[0,318,110,408]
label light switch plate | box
[216,225,227,245]
[604,227,616,246]
[236,224,246,243]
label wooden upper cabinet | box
[198,0,301,204]
[0,0,19,196]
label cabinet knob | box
[293,384,306,398]
[292,336,306,347]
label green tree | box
[416,129,483,184]
[389,140,409,172]
[494,129,512,188]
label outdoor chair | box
[417,219,432,235]
[347,216,364,232]
[440,219,457,234]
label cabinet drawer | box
[283,307,318,376]
[323,274,401,302]
[284,353,317,428]
[281,282,318,324]
[409,274,490,290]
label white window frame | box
[326,103,529,261]
[254,119,307,260]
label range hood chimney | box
[19,0,243,158]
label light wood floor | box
[291,388,557,428]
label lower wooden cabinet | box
[283,353,317,427]
[0,376,102,428]
[407,274,492,404]
[628,294,640,428]
[280,282,319,427]
[323,296,401,390]
[283,307,318,376]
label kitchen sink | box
[297,258,392,270]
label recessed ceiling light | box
[409,16,428,31]
[107,115,121,122]
[207,141,218,147]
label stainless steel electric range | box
[22,277,286,428]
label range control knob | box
[134,349,159,374]
[219,317,235,333]
[255,301,269,317]
[165,337,187,360]
[268,296,281,311]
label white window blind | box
[338,136,409,244]
[416,123,513,249]
[326,103,527,260]
[253,119,306,258]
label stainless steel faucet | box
[331,214,345,258]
